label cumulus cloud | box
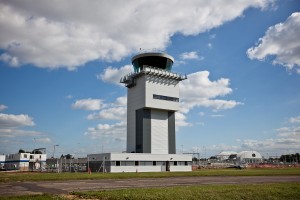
[114,96,127,107]
[290,116,300,124]
[97,65,132,86]
[0,0,271,69]
[0,113,35,128]
[0,104,7,111]
[239,118,300,152]
[175,112,192,128]
[35,137,52,143]
[247,12,300,74]
[0,128,41,138]
[180,51,202,60]
[179,71,242,112]
[87,107,127,121]
[84,121,126,140]
[78,95,127,144]
[72,98,103,111]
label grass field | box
[1,183,299,200]
[71,183,300,200]
[1,167,300,183]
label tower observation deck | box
[132,52,174,72]
[121,52,187,154]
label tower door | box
[166,161,170,172]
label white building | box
[88,153,192,173]
[88,52,192,172]
[236,151,263,164]
[216,151,237,161]
[0,155,5,170]
[5,151,47,171]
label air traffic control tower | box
[121,52,187,154]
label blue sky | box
[0,0,299,158]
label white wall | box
[127,76,146,153]
[110,152,192,173]
[151,110,168,154]
[145,75,180,111]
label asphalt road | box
[1,176,300,196]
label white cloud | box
[179,71,242,112]
[0,113,35,128]
[0,128,41,138]
[85,121,126,140]
[113,96,127,107]
[97,65,132,86]
[35,137,51,143]
[72,98,103,111]
[180,51,201,60]
[83,95,127,145]
[175,112,192,128]
[211,114,224,117]
[247,12,300,74]
[87,107,127,121]
[0,104,8,111]
[0,53,19,67]
[65,95,73,99]
[239,125,300,152]
[0,0,272,69]
[290,116,300,124]
[209,34,216,39]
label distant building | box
[0,155,5,170]
[216,151,237,161]
[4,150,47,171]
[236,151,263,164]
[88,153,192,173]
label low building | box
[0,155,5,170]
[87,153,192,173]
[5,151,47,171]
[236,151,263,164]
[216,151,237,161]
[46,157,87,172]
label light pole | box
[53,144,59,173]
[53,144,59,158]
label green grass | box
[1,168,300,183]
[1,183,299,200]
[71,183,300,200]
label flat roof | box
[131,52,174,63]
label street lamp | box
[53,144,59,173]
[53,144,59,158]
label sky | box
[0,0,300,158]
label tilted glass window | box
[153,94,179,102]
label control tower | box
[121,52,187,154]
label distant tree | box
[31,150,42,154]
[279,153,299,163]
[18,149,25,153]
[65,154,74,159]
[192,157,198,161]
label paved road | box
[1,176,300,196]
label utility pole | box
[53,144,59,173]
[53,144,59,158]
